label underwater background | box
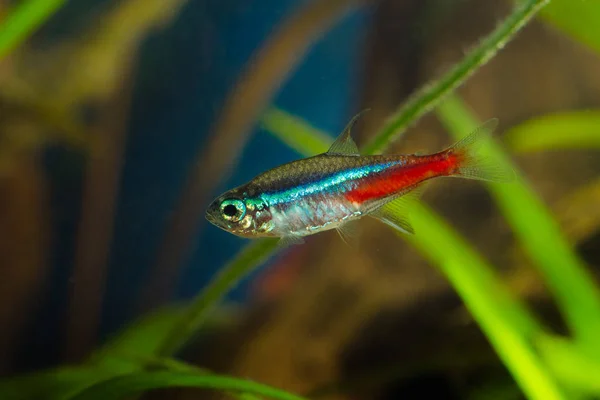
[2,0,600,399]
[20,0,368,371]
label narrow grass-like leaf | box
[262,108,331,154]
[503,111,600,153]
[436,94,600,352]
[0,367,119,400]
[157,238,279,356]
[263,108,565,400]
[0,0,66,59]
[403,206,564,400]
[0,308,215,400]
[0,363,260,400]
[540,1,600,56]
[66,371,307,400]
[90,306,185,372]
[537,334,600,394]
[362,0,549,155]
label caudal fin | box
[445,118,515,183]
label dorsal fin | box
[326,109,370,156]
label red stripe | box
[344,154,457,204]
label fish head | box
[205,187,274,238]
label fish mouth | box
[205,210,218,225]
[205,210,232,233]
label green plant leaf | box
[0,356,247,400]
[157,238,279,356]
[540,1,600,55]
[436,95,600,353]
[89,306,186,372]
[362,0,549,154]
[262,107,566,400]
[0,308,215,400]
[401,206,564,400]
[0,308,210,400]
[502,111,600,153]
[0,367,118,400]
[65,371,307,400]
[537,334,600,394]
[261,108,331,154]
[0,0,67,59]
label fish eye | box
[220,199,246,222]
[223,204,237,217]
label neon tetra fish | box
[205,114,513,246]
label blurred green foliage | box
[2,0,600,399]
[67,371,307,400]
[0,367,115,400]
[437,97,600,352]
[541,1,600,55]
[89,306,188,373]
[0,0,67,59]
[537,334,600,395]
[504,111,600,153]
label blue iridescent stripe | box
[262,161,397,206]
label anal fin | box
[336,221,361,248]
[371,203,415,235]
[369,185,426,235]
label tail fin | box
[445,118,515,183]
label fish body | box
[205,115,513,244]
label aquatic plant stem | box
[0,0,66,59]
[363,0,549,155]
[157,238,279,356]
